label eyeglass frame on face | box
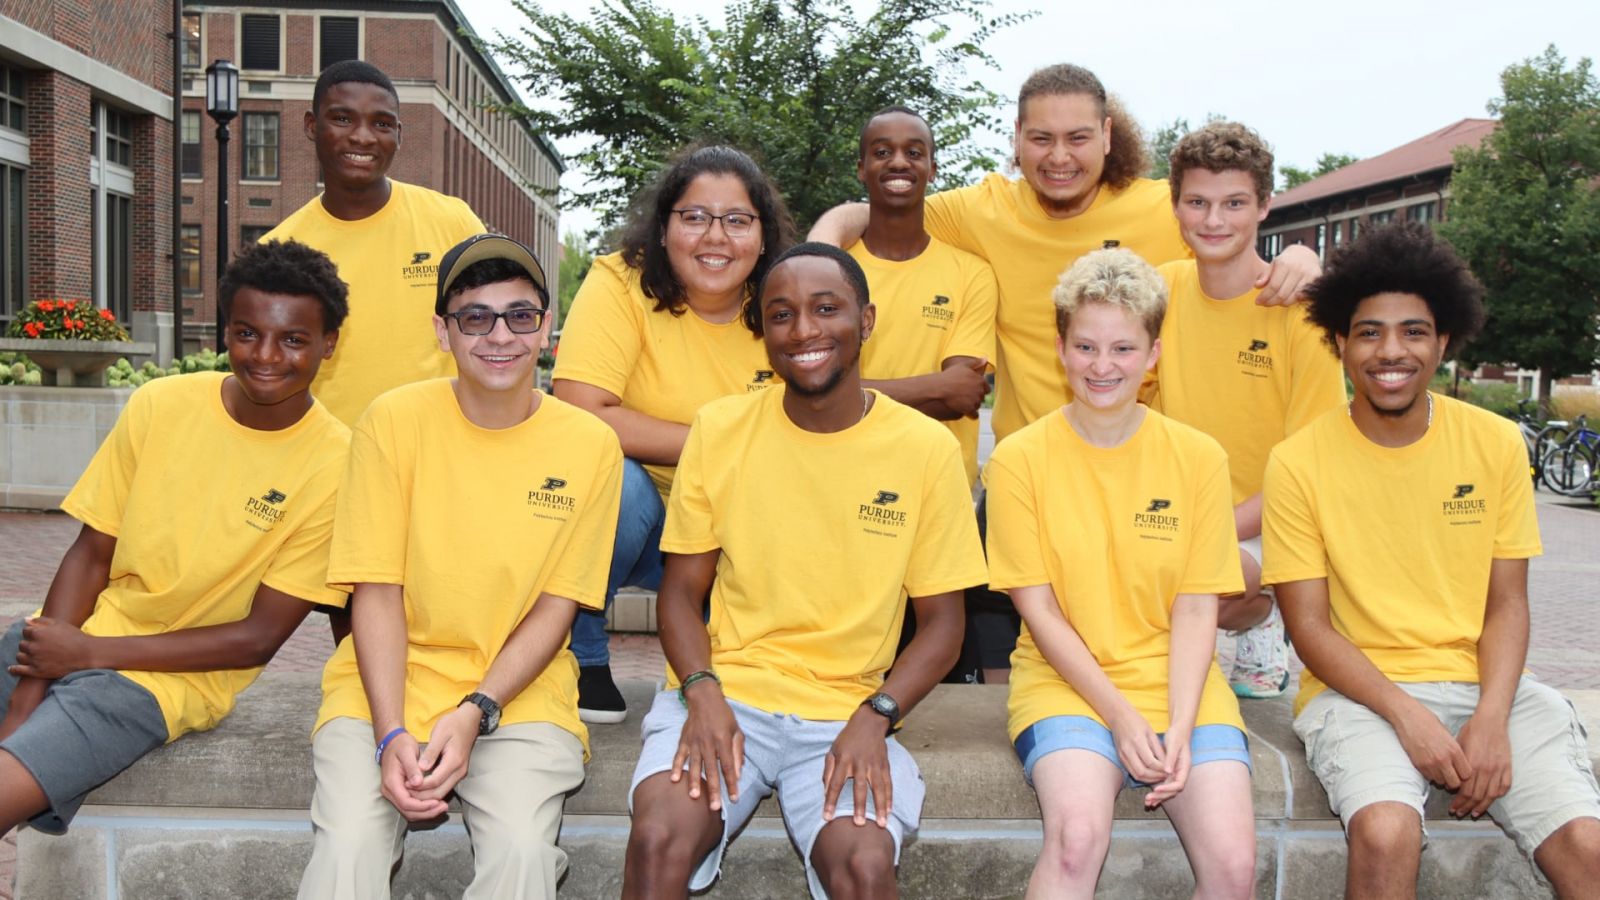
[668,207,761,237]
[441,304,548,336]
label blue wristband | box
[374,727,407,765]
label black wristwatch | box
[862,691,900,729]
[461,692,502,735]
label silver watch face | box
[870,693,898,719]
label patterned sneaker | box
[578,664,628,724]
[1229,604,1290,699]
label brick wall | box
[364,18,436,81]
[130,115,173,314]
[23,71,93,303]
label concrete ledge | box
[18,677,1599,898]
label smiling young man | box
[0,240,350,836]
[298,234,621,900]
[813,65,1322,684]
[1263,223,1600,898]
[265,60,484,429]
[849,106,997,487]
[622,243,985,899]
[1154,123,1346,699]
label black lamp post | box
[205,59,239,349]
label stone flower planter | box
[0,337,156,386]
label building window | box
[240,224,271,249]
[1408,201,1436,223]
[1315,223,1327,259]
[0,164,22,323]
[1258,232,1283,260]
[1369,209,1395,225]
[0,64,23,133]
[240,14,281,71]
[100,193,132,323]
[1349,218,1360,242]
[104,107,132,167]
[320,17,359,71]
[181,13,202,69]
[242,112,278,180]
[179,224,201,294]
[181,110,202,178]
[1333,221,1344,247]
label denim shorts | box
[1014,714,1250,787]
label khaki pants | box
[298,717,585,900]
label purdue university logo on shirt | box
[1133,498,1179,542]
[1236,340,1273,378]
[244,487,288,533]
[921,294,954,328]
[527,476,576,522]
[401,250,440,288]
[1442,483,1487,525]
[748,370,778,392]
[858,489,908,538]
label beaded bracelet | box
[677,669,721,706]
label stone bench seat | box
[19,676,1598,899]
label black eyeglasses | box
[669,208,760,237]
[443,307,547,335]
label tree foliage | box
[1441,45,1600,403]
[556,230,594,323]
[485,0,1031,240]
[1279,153,1359,191]
[1144,113,1227,180]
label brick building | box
[177,0,563,352]
[0,1,177,359]
[1258,118,1496,262]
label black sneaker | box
[578,665,627,724]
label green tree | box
[484,0,1031,235]
[1144,113,1227,180]
[1279,152,1359,191]
[1442,45,1600,409]
[556,230,594,323]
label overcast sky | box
[456,0,1600,236]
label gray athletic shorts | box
[628,690,926,899]
[0,620,167,833]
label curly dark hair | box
[618,144,796,317]
[1168,121,1275,205]
[746,242,871,335]
[220,239,349,332]
[1303,222,1485,358]
[1015,64,1146,192]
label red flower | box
[99,309,115,321]
[38,300,54,313]
[65,300,77,309]
[23,322,40,337]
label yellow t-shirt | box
[551,252,777,498]
[264,180,484,426]
[314,380,623,755]
[925,174,1190,445]
[661,388,987,720]
[1154,261,1347,504]
[1262,395,1543,715]
[62,372,350,741]
[986,409,1245,739]
[851,237,998,485]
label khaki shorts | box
[1294,677,1600,856]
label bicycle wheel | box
[1541,441,1597,497]
[1532,423,1570,484]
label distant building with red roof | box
[1259,118,1496,260]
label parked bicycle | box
[1541,414,1597,497]
[1509,399,1569,486]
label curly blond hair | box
[1052,248,1167,339]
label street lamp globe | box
[204,59,239,124]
